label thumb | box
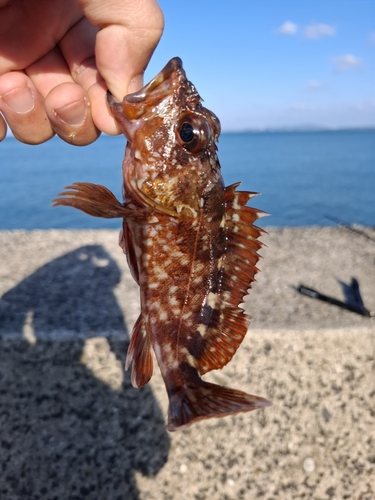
[77,0,164,98]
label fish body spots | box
[182,311,193,321]
[179,347,197,368]
[126,177,263,409]
[197,324,207,337]
[132,208,229,379]
[206,292,218,308]
[153,265,168,281]
[159,310,168,321]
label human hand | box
[0,0,163,145]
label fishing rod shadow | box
[291,278,373,318]
[0,244,170,499]
[324,215,375,243]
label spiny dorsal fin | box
[195,183,266,375]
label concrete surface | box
[0,227,374,500]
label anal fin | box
[125,315,153,388]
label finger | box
[26,45,79,99]
[0,71,54,144]
[0,113,7,141]
[87,80,121,135]
[58,16,99,91]
[26,47,100,145]
[78,0,164,98]
[44,82,100,145]
[0,0,83,73]
[58,16,120,135]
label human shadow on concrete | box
[0,245,170,500]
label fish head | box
[107,57,223,217]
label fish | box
[53,57,271,431]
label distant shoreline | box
[221,127,375,134]
[4,126,375,140]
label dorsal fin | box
[195,183,266,375]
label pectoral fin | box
[53,182,148,219]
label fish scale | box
[53,57,271,431]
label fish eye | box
[176,114,210,154]
[179,123,195,143]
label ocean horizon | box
[1,129,374,230]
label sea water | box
[0,130,374,229]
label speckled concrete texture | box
[0,228,374,500]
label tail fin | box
[167,381,271,431]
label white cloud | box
[332,54,363,72]
[277,21,298,36]
[304,23,335,40]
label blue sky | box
[146,0,375,131]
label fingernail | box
[54,98,88,126]
[1,85,35,114]
[128,75,144,94]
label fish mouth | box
[107,57,184,121]
[106,57,192,219]
[126,57,183,104]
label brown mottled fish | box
[53,57,271,431]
